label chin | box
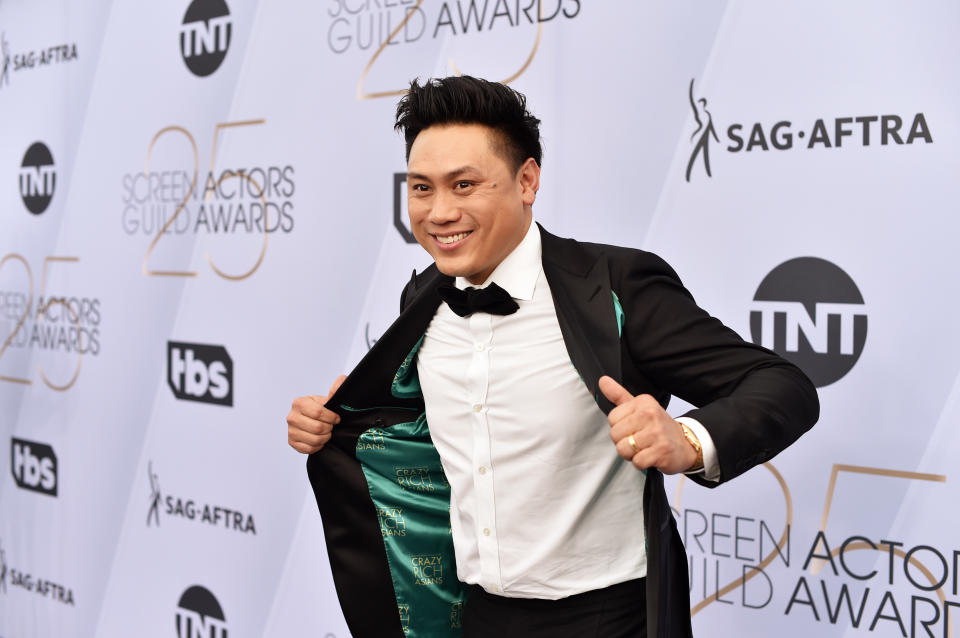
[434,261,467,277]
[434,259,481,281]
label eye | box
[454,181,473,189]
[410,183,429,193]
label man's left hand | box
[599,375,697,474]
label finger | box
[319,374,348,423]
[631,449,655,471]
[615,434,638,460]
[297,395,340,426]
[286,412,334,436]
[328,374,347,398]
[288,420,333,440]
[289,440,322,454]
[609,393,667,432]
[316,405,341,426]
[288,426,331,448]
[610,421,630,445]
[599,375,633,408]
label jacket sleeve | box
[615,251,820,484]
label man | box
[287,76,819,638]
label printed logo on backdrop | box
[1,32,11,89]
[167,341,233,406]
[673,461,959,637]
[0,31,78,90]
[684,77,933,181]
[176,585,227,638]
[10,437,57,497]
[19,142,56,214]
[0,537,7,594]
[358,170,421,352]
[0,254,101,390]
[365,322,380,350]
[0,537,75,605]
[180,0,232,77]
[749,257,866,387]
[120,120,296,280]
[394,172,416,244]
[328,1,581,98]
[147,461,256,534]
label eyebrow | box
[407,166,480,182]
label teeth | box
[436,232,469,245]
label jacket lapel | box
[326,265,451,412]
[539,225,622,414]
[542,227,689,637]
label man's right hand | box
[287,375,347,454]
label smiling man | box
[287,76,819,638]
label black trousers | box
[462,578,647,638]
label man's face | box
[406,123,538,285]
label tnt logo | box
[167,341,233,406]
[750,257,867,387]
[179,0,232,77]
[411,554,443,586]
[19,142,55,215]
[176,585,227,638]
[10,437,57,497]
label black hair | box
[394,75,542,171]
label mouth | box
[432,230,472,249]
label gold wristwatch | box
[678,421,704,472]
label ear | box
[517,157,540,206]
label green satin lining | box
[357,293,625,635]
[612,290,625,337]
[355,337,465,637]
[392,335,425,399]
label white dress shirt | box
[416,222,718,599]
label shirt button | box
[482,528,491,537]
[472,404,482,413]
[475,343,485,352]
[478,466,487,475]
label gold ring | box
[627,434,639,453]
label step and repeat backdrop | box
[2,1,959,636]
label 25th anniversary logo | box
[120,120,297,281]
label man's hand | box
[599,375,697,474]
[287,375,347,454]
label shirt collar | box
[454,220,541,301]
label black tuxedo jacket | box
[307,225,819,638]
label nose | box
[428,189,462,224]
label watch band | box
[679,421,704,472]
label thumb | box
[598,375,633,407]
[328,374,347,397]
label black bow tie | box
[437,282,519,317]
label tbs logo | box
[11,438,58,497]
[167,341,233,406]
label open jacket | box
[307,225,819,638]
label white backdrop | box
[2,1,959,637]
